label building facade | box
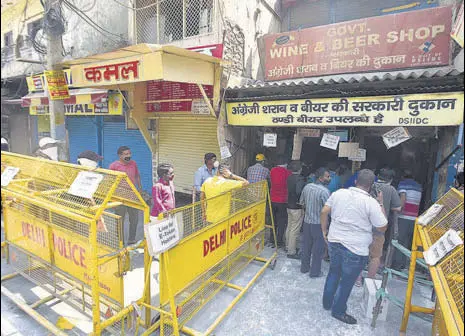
[225,0,464,207]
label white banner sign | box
[191,99,211,115]
[145,216,181,256]
[1,166,20,187]
[220,145,232,159]
[382,127,411,149]
[263,133,278,147]
[320,133,340,150]
[68,171,104,199]
[424,229,463,266]
[338,142,359,158]
[418,204,444,226]
[349,148,367,162]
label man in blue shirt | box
[194,153,218,193]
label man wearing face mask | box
[200,163,249,223]
[151,163,176,217]
[194,153,218,194]
[110,146,142,245]
[299,167,331,277]
[34,137,60,161]
[77,150,103,169]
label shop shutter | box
[157,118,220,194]
[102,121,153,194]
[66,116,99,164]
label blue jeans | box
[323,242,368,316]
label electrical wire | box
[109,0,157,11]
[62,0,125,42]
[73,0,97,12]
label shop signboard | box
[226,93,464,127]
[146,80,213,113]
[264,6,452,81]
[187,44,224,58]
[29,93,123,116]
[27,70,73,92]
[44,70,70,100]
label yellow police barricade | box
[141,180,278,336]
[400,188,463,336]
[1,152,152,335]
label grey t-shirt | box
[372,181,401,235]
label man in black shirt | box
[285,161,306,259]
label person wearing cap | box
[247,153,270,184]
[34,137,59,161]
[1,137,9,152]
[194,153,218,193]
[77,150,103,169]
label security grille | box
[135,0,215,44]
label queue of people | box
[245,155,427,325]
[16,138,452,326]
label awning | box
[1,98,22,105]
[21,88,108,107]
[63,43,222,89]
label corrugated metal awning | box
[228,66,463,90]
[21,88,108,107]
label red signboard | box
[264,6,452,81]
[187,44,224,59]
[146,81,213,113]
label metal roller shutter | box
[157,118,220,194]
[66,117,99,164]
[102,121,153,194]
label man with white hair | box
[34,137,59,161]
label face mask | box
[123,156,131,162]
[78,158,98,169]
[213,161,219,168]
[42,147,58,161]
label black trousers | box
[271,202,288,246]
[392,217,415,270]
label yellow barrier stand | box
[1,152,151,335]
[400,188,464,336]
[141,180,278,336]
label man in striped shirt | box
[299,167,331,277]
[392,170,423,271]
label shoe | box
[287,253,300,260]
[300,267,309,274]
[323,302,332,311]
[310,272,324,278]
[331,313,357,325]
